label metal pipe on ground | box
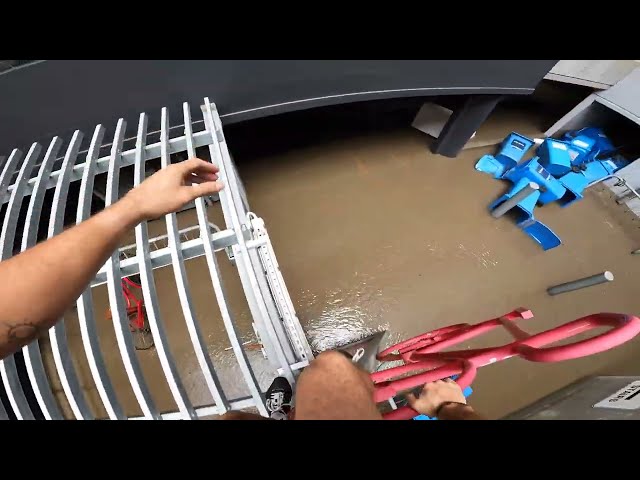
[547,271,614,296]
[491,182,539,219]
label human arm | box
[405,378,486,420]
[0,158,223,359]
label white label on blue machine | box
[593,381,640,410]
[572,139,590,148]
[551,142,568,150]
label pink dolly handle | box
[373,310,640,420]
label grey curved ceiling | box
[0,60,557,155]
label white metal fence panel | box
[0,99,312,419]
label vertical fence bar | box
[206,109,295,372]
[245,237,297,362]
[251,217,314,362]
[156,108,226,414]
[200,106,282,368]
[0,148,35,419]
[219,140,300,364]
[104,119,159,419]
[202,98,294,383]
[0,147,43,398]
[0,385,5,420]
[46,131,94,419]
[133,111,196,419]
[183,102,265,414]
[75,125,126,420]
[208,101,300,366]
[205,104,298,366]
[19,138,64,420]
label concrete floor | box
[41,102,640,419]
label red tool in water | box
[371,308,640,420]
[104,276,146,329]
[121,276,146,330]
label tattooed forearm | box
[0,318,55,359]
[3,320,42,350]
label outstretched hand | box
[0,158,224,361]
[124,157,225,221]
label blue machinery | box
[475,128,629,250]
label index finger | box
[180,157,220,175]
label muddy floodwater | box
[42,107,640,419]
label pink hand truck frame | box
[371,308,640,420]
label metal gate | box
[0,98,314,420]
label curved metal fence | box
[0,98,313,420]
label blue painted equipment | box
[555,170,589,207]
[503,158,567,205]
[475,128,628,251]
[475,132,534,179]
[556,156,629,207]
[489,177,562,250]
[560,127,616,165]
[536,139,573,177]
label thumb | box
[404,392,418,408]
